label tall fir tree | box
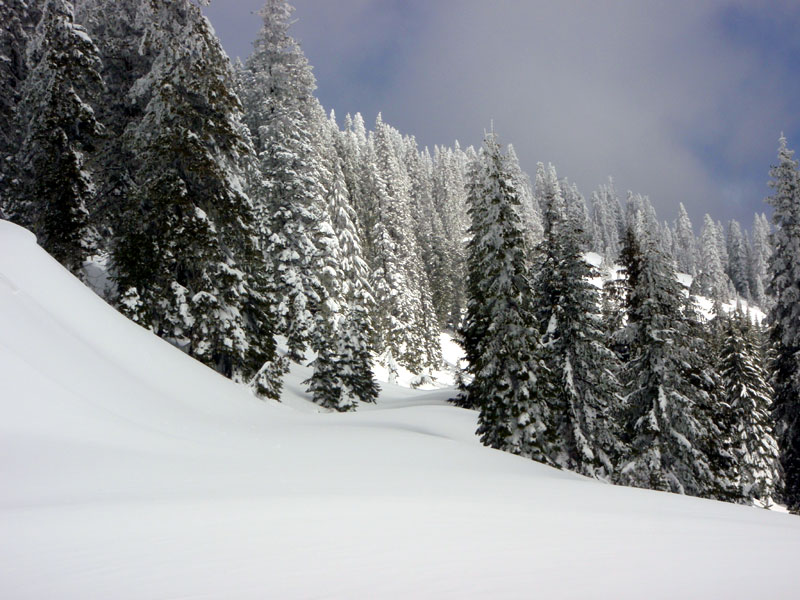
[531,176,623,478]
[719,310,780,505]
[9,0,102,275]
[616,218,729,498]
[72,0,160,244]
[432,143,470,328]
[366,115,441,373]
[0,0,40,216]
[110,0,278,393]
[506,143,543,249]
[240,0,340,368]
[302,110,379,410]
[766,135,800,512]
[458,133,543,459]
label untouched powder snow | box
[2,219,800,599]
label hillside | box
[2,219,800,598]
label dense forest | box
[2,0,800,513]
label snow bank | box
[2,219,799,599]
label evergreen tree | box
[405,139,451,329]
[673,203,696,276]
[616,221,726,497]
[534,162,562,235]
[684,293,739,502]
[111,0,277,392]
[719,310,780,504]
[366,115,441,373]
[766,135,800,512]
[458,133,542,459]
[560,178,591,249]
[693,214,729,306]
[8,0,102,274]
[72,0,159,243]
[749,212,771,308]
[590,178,623,266]
[0,0,40,216]
[240,0,341,367]
[726,219,751,300]
[531,177,623,478]
[432,143,470,328]
[507,144,543,248]
[303,111,379,409]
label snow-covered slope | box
[2,219,799,599]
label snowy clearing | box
[1,219,799,599]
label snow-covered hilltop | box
[2,216,800,599]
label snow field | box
[2,220,800,599]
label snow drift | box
[1,219,799,599]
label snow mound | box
[2,219,799,599]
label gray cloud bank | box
[204,0,800,228]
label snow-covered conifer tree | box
[458,133,542,459]
[726,220,751,300]
[366,115,441,372]
[506,144,543,248]
[673,203,696,276]
[111,0,277,391]
[405,139,451,329]
[693,214,729,306]
[590,178,623,265]
[531,174,623,478]
[432,143,470,327]
[72,0,160,241]
[240,0,341,367]
[719,310,780,504]
[766,135,800,512]
[303,111,379,409]
[616,217,727,498]
[9,0,102,274]
[0,0,40,215]
[749,212,771,308]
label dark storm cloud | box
[204,0,800,229]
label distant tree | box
[748,213,771,308]
[534,162,561,236]
[560,178,591,249]
[726,220,751,300]
[590,178,623,265]
[693,214,729,307]
[432,143,470,327]
[766,135,800,513]
[507,144,543,248]
[304,112,379,409]
[366,115,441,372]
[673,203,696,276]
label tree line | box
[1,0,799,512]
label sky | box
[202,0,800,231]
